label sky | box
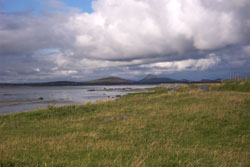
[0,0,250,82]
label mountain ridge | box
[0,75,221,86]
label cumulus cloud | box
[0,0,250,82]
[72,0,250,60]
[140,54,221,72]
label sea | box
[0,85,155,115]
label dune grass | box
[0,86,250,167]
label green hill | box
[87,77,133,84]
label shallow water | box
[0,85,155,115]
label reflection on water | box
[0,85,155,115]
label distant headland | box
[0,75,221,86]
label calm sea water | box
[0,85,155,115]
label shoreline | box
[0,86,154,115]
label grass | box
[0,85,250,166]
[213,79,250,92]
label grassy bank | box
[214,79,250,92]
[0,86,250,166]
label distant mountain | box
[0,81,81,87]
[196,79,221,83]
[0,76,221,87]
[35,81,80,86]
[138,74,177,83]
[87,77,134,85]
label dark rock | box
[38,97,44,100]
[116,95,122,98]
[88,89,95,91]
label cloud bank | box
[1,0,250,82]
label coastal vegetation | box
[0,82,250,166]
[214,79,250,92]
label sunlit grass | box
[0,84,250,166]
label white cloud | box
[1,0,250,81]
[140,53,221,72]
[70,0,250,60]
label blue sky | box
[0,0,93,13]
